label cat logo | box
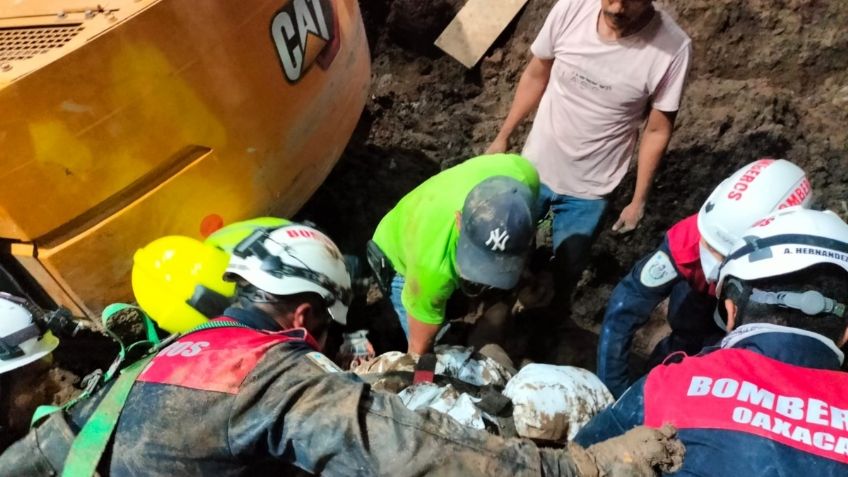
[270,0,338,83]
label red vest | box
[644,348,848,464]
[666,214,716,296]
[138,319,318,394]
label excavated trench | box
[301,0,848,364]
[3,0,848,453]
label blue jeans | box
[389,274,410,338]
[536,183,608,280]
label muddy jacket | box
[597,214,720,397]
[0,308,585,476]
[577,325,848,476]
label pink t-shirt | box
[522,0,691,199]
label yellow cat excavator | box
[0,0,370,317]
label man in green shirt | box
[369,154,539,354]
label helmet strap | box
[749,289,847,318]
[720,277,847,330]
[0,324,39,360]
[187,285,232,318]
[0,337,23,360]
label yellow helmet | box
[205,217,289,253]
[132,236,235,334]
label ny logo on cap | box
[486,228,510,251]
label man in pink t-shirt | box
[488,0,691,288]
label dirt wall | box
[303,0,848,336]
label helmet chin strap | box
[749,289,847,318]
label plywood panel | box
[435,0,529,68]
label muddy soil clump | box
[303,0,848,366]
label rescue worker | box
[135,218,375,366]
[0,223,685,476]
[597,158,813,397]
[369,153,538,354]
[132,217,292,334]
[0,294,63,451]
[575,207,848,475]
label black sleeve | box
[597,239,682,398]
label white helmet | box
[224,224,352,325]
[715,208,848,328]
[718,208,848,294]
[0,295,59,375]
[698,158,812,256]
[503,364,613,442]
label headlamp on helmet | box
[225,224,353,325]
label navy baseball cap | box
[456,176,534,290]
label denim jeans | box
[389,274,410,338]
[536,182,608,283]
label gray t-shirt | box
[522,0,692,198]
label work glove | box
[337,330,376,370]
[567,424,684,477]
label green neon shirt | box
[372,154,539,325]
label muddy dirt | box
[3,0,847,452]
[300,0,848,368]
[0,360,79,450]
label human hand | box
[611,201,645,234]
[569,424,685,477]
[485,136,509,154]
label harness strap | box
[60,319,252,477]
[366,240,396,296]
[61,355,153,477]
[32,304,165,426]
[474,387,518,439]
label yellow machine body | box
[0,0,370,315]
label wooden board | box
[435,0,529,68]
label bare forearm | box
[632,132,668,204]
[494,58,552,142]
[407,316,440,354]
[632,110,675,204]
